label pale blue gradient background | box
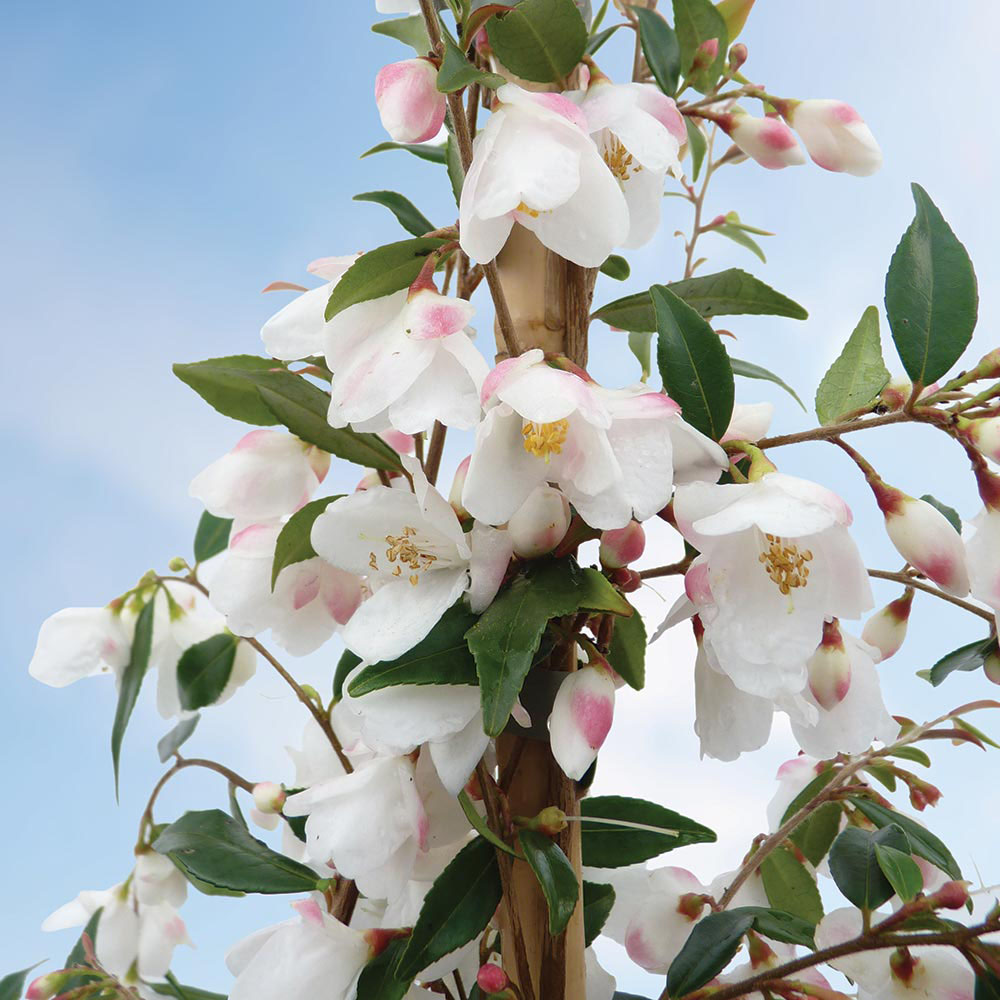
[3,2,1000,995]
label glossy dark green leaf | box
[112,599,155,794]
[397,837,502,979]
[730,357,805,409]
[437,27,506,91]
[885,184,978,386]
[580,795,716,867]
[759,846,823,924]
[652,283,734,440]
[271,496,342,588]
[850,797,962,879]
[177,634,238,711]
[173,355,284,427]
[631,6,680,96]
[355,937,412,1000]
[975,968,1000,1000]
[334,649,362,702]
[193,511,233,563]
[153,809,320,894]
[583,881,616,946]
[361,141,448,165]
[486,0,588,83]
[608,605,646,690]
[371,14,432,53]
[815,306,890,424]
[600,254,631,281]
[349,601,480,695]
[672,0,727,92]
[875,843,924,902]
[735,906,816,948]
[325,238,449,321]
[354,191,434,238]
[829,823,909,909]
[929,636,996,686]
[789,801,842,867]
[158,714,201,763]
[0,964,42,1000]
[666,909,753,998]
[685,117,707,181]
[519,830,580,935]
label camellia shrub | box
[12,1,1000,999]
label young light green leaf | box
[685,117,707,181]
[157,714,200,763]
[173,355,285,427]
[652,284,734,440]
[600,254,631,281]
[371,14,432,53]
[608,606,646,690]
[875,843,924,902]
[628,330,653,381]
[360,141,448,165]
[193,511,232,563]
[353,191,434,238]
[177,634,239,711]
[486,0,588,83]
[631,6,681,96]
[672,0,728,92]
[666,909,753,998]
[446,133,464,206]
[929,636,996,687]
[759,846,823,924]
[519,830,580,935]
[587,22,625,54]
[271,495,343,588]
[710,222,766,262]
[112,599,155,794]
[885,183,978,387]
[829,823,910,909]
[583,881,616,946]
[578,568,633,616]
[715,0,753,38]
[730,357,805,409]
[815,306,890,424]
[459,790,520,857]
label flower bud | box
[507,486,572,559]
[929,880,971,910]
[722,111,805,170]
[785,99,882,176]
[600,520,646,569]
[375,58,446,144]
[477,963,514,997]
[610,567,642,593]
[549,663,616,780]
[27,972,74,1000]
[521,806,568,836]
[807,619,852,710]
[861,589,913,661]
[252,781,286,815]
[905,775,941,811]
[690,37,719,72]
[961,415,1000,464]
[728,42,748,73]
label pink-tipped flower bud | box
[375,58,446,144]
[548,663,616,780]
[929,880,971,910]
[784,99,882,176]
[691,37,719,72]
[807,619,852,710]
[873,487,970,597]
[450,455,472,518]
[600,520,646,569]
[507,486,572,559]
[722,110,805,170]
[906,775,941,811]
[861,589,914,661]
[27,973,73,1000]
[728,42,749,73]
[252,781,286,815]
[477,963,512,997]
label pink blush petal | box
[571,688,613,749]
[292,899,324,926]
[292,573,321,611]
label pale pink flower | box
[375,58,446,144]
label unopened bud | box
[691,37,719,72]
[168,556,188,572]
[507,486,572,559]
[27,972,73,1000]
[861,589,913,661]
[521,806,568,836]
[548,664,616,780]
[600,520,646,569]
[807,619,851,710]
[929,880,971,910]
[728,42,748,72]
[880,376,912,411]
[477,963,513,997]
[375,58,446,144]
[252,781,286,814]
[786,99,882,177]
[610,567,642,593]
[905,776,941,811]
[722,111,805,171]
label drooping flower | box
[375,59,446,144]
[462,350,726,531]
[459,84,630,267]
[783,99,882,176]
[549,661,616,780]
[324,288,487,435]
[28,606,132,687]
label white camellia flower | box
[324,287,487,435]
[28,606,132,687]
[190,429,330,526]
[722,401,774,444]
[462,349,726,530]
[459,84,629,267]
[722,110,805,170]
[674,472,873,699]
[765,755,825,832]
[261,255,360,361]
[577,80,684,247]
[586,948,617,1000]
[227,898,371,1000]
[133,851,188,908]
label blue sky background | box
[4,1,1000,995]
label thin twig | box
[757,411,911,449]
[638,557,692,580]
[424,420,448,486]
[867,568,994,623]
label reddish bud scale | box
[747,930,777,969]
[363,927,411,959]
[677,892,708,922]
[610,567,642,593]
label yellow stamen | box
[758,533,813,595]
[603,137,641,183]
[372,524,438,586]
[522,419,570,462]
[516,201,541,218]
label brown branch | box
[424,420,448,486]
[868,568,994,623]
[757,411,912,449]
[639,557,692,580]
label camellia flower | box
[549,661,616,780]
[576,79,684,247]
[722,402,774,445]
[190,429,330,526]
[674,472,873,699]
[28,605,132,687]
[376,0,420,11]
[717,110,805,170]
[765,755,825,832]
[623,867,709,973]
[375,58,446,144]
[260,255,360,361]
[462,349,726,530]
[324,287,487,435]
[782,98,882,176]
[459,84,629,267]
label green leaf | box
[685,117,707,181]
[850,797,962,879]
[759,846,823,924]
[593,269,807,331]
[153,809,320,894]
[0,964,43,1000]
[193,511,233,563]
[354,191,434,238]
[518,830,580,935]
[875,843,924,903]
[885,183,978,386]
[158,714,200,763]
[666,909,753,998]
[829,823,910,909]
[583,881,616,946]
[652,283,734,440]
[460,790,521,857]
[446,133,465,206]
[735,906,816,948]
[361,141,448,164]
[975,969,1000,1000]
[715,0,753,38]
[397,837,502,980]
[355,937,412,1000]
[587,22,625,54]
[59,909,104,992]
[334,649,362,702]
[150,980,228,1000]
[580,795,716,868]
[631,6,680,96]
[711,222,766,262]
[486,0,588,83]
[730,358,805,409]
[889,746,932,768]
[920,493,962,534]
[608,606,646,690]
[627,330,653,381]
[672,0,727,93]
[437,27,506,91]
[271,496,342,588]
[112,599,155,794]
[780,768,836,824]
[578,568,634,615]
[866,762,897,792]
[349,602,480,695]
[929,636,996,687]
[815,306,891,424]
[325,238,449,321]
[372,14,432,53]
[177,634,238,711]
[173,355,284,426]
[789,801,842,867]
[600,254,631,281]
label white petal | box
[261,283,332,361]
[29,607,132,687]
